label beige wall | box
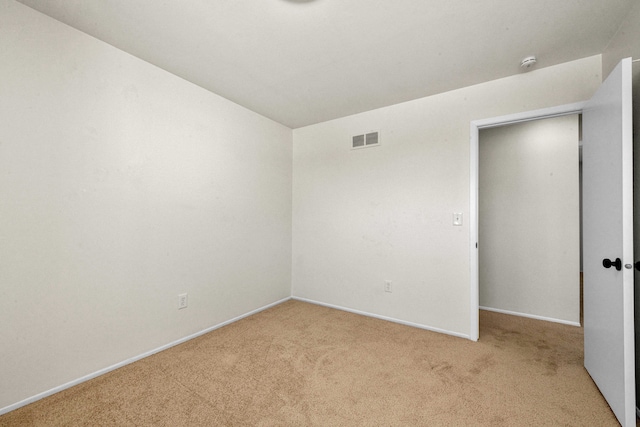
[479,115,580,324]
[292,55,601,337]
[0,0,292,412]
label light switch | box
[453,213,463,226]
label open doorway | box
[468,102,586,341]
[477,114,582,330]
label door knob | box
[603,258,622,271]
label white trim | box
[292,296,469,340]
[469,101,586,342]
[620,57,636,426]
[479,306,581,327]
[469,120,479,341]
[0,297,291,416]
[471,102,587,130]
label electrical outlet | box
[178,293,188,309]
[384,281,392,293]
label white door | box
[582,57,635,426]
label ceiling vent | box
[352,131,380,149]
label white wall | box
[602,1,640,80]
[292,56,601,337]
[0,0,292,412]
[479,116,580,324]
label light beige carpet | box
[0,300,623,426]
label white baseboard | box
[0,297,291,416]
[292,296,470,340]
[479,306,581,327]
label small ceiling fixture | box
[520,56,537,70]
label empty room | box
[1,0,639,425]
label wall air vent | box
[352,131,380,149]
[352,134,365,148]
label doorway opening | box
[477,114,582,334]
[469,102,586,341]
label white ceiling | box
[16,0,633,128]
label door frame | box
[469,101,586,341]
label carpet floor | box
[0,300,623,426]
